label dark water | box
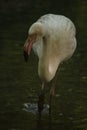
[0,0,87,129]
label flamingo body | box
[24,14,77,113]
[25,14,76,82]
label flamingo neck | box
[38,56,60,82]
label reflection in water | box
[23,103,49,114]
[0,0,87,130]
[37,115,52,130]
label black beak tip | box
[23,50,28,62]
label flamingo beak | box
[23,34,36,62]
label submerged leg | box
[38,82,45,115]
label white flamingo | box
[24,14,77,114]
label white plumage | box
[24,14,77,113]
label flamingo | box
[23,14,77,114]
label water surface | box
[0,0,87,130]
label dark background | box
[0,0,87,130]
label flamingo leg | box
[49,70,58,115]
[49,85,55,115]
[38,82,45,115]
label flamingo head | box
[23,22,45,62]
